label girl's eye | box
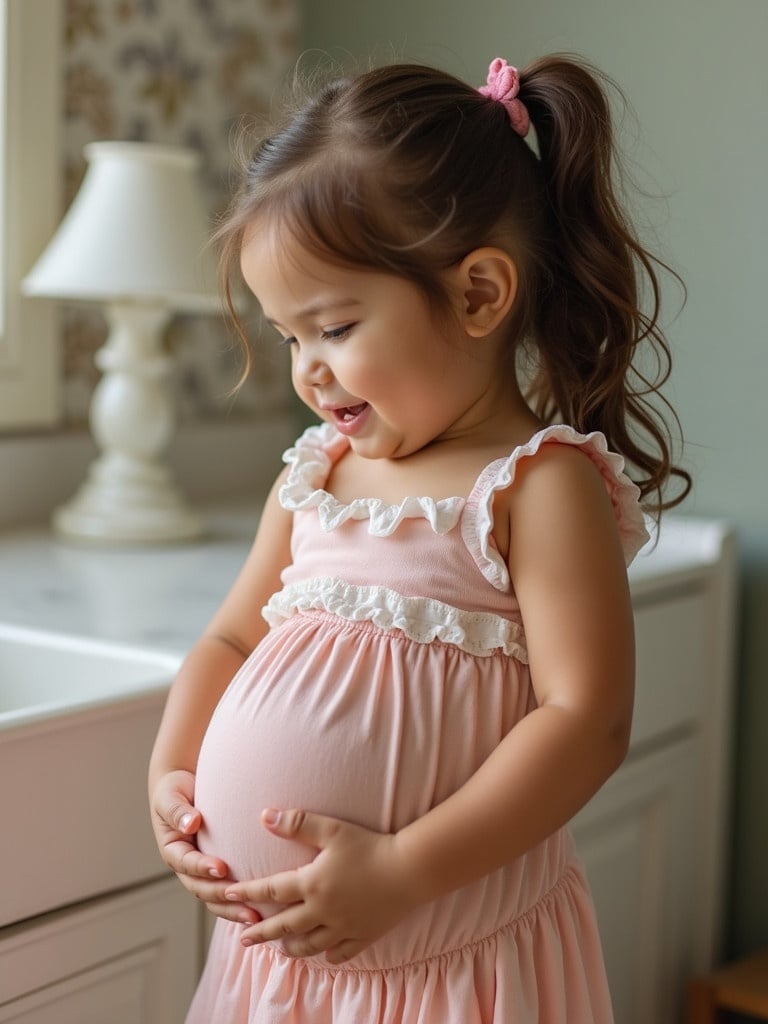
[321,323,354,342]
[276,323,355,346]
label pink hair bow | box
[478,57,530,138]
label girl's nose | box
[294,346,332,387]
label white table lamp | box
[23,142,221,543]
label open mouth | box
[329,402,370,435]
[334,403,368,423]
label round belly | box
[194,615,420,886]
[194,613,522,900]
[193,613,545,965]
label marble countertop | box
[0,508,733,658]
[0,506,260,658]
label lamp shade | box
[22,142,219,312]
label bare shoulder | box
[503,442,624,563]
[503,442,631,644]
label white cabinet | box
[575,738,699,1023]
[573,518,738,1024]
[0,878,199,1024]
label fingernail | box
[262,808,280,826]
[225,890,240,901]
[242,938,254,947]
[208,867,224,879]
[180,813,194,831]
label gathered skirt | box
[187,612,613,1022]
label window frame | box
[0,0,62,430]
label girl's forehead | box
[244,219,328,276]
[240,224,388,323]
[241,220,375,295]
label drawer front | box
[631,588,710,748]
[0,877,198,1024]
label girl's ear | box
[450,248,518,338]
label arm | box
[224,445,635,958]
[148,467,294,914]
[394,443,635,896]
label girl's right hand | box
[150,769,260,926]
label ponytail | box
[519,56,691,513]
[218,55,690,515]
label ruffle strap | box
[462,425,650,591]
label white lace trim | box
[263,578,528,661]
[279,423,648,575]
[461,425,651,591]
[279,423,464,536]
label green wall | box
[302,0,768,959]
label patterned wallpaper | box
[61,0,298,424]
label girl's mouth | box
[331,402,370,435]
[337,403,367,422]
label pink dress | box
[187,423,648,1023]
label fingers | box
[280,927,336,958]
[151,772,229,879]
[261,807,343,848]
[224,868,304,908]
[159,794,201,836]
[151,770,201,834]
[175,873,261,924]
[162,837,229,882]
[177,808,201,835]
[278,931,360,962]
[239,909,317,946]
[239,917,359,962]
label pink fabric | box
[187,425,642,1022]
[478,57,530,138]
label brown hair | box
[217,55,691,513]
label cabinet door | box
[572,738,699,1024]
[630,589,710,748]
[0,877,199,1024]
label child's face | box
[240,226,494,460]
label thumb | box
[170,801,201,835]
[261,807,340,848]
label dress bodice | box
[263,423,649,661]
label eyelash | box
[278,324,355,346]
[322,324,354,341]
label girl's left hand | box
[223,809,417,964]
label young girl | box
[149,55,689,1022]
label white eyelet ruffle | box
[279,423,464,535]
[461,425,651,591]
[263,578,528,660]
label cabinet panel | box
[631,589,710,748]
[572,738,699,1024]
[0,694,168,927]
[0,877,199,1024]
[0,949,152,1023]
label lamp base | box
[53,453,204,544]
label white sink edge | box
[0,621,180,662]
[0,621,180,732]
[0,674,175,732]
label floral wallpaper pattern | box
[61,0,298,423]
